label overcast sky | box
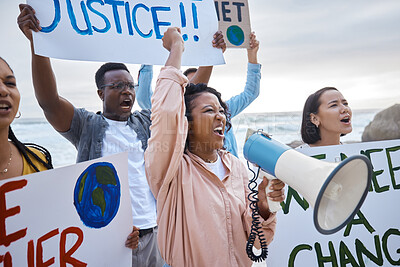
[1,0,399,118]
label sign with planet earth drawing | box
[214,0,251,48]
[0,153,132,266]
[74,162,121,229]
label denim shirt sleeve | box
[136,64,153,110]
[58,107,87,147]
[226,63,261,118]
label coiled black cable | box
[246,161,268,262]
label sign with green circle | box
[226,25,245,46]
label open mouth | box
[0,103,11,111]
[340,117,350,123]
[214,126,224,136]
[120,99,132,109]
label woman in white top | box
[299,87,352,148]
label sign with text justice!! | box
[0,153,132,266]
[27,0,225,66]
[267,139,400,267]
[214,0,251,48]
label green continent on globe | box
[78,172,88,202]
[96,165,117,185]
[92,187,106,216]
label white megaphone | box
[243,129,372,235]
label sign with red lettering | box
[267,139,400,267]
[0,153,131,266]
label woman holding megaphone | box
[144,27,285,267]
[299,87,352,148]
[246,88,353,213]
[243,86,371,237]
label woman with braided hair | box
[0,57,52,180]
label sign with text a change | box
[214,0,251,48]
[0,153,132,266]
[267,139,400,267]
[27,0,224,66]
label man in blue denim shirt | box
[18,4,161,266]
[136,32,261,157]
[19,5,228,265]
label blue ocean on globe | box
[226,25,245,46]
[73,162,121,228]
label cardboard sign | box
[27,0,225,66]
[214,0,251,48]
[267,140,400,267]
[0,153,132,266]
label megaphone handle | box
[259,171,282,213]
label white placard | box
[27,0,225,66]
[267,139,400,267]
[0,153,132,266]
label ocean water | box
[10,109,379,168]
[229,108,378,160]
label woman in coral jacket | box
[144,27,285,267]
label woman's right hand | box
[162,27,184,52]
[17,4,41,42]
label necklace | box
[0,144,12,175]
[204,153,218,163]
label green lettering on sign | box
[344,210,375,237]
[386,146,400,190]
[361,149,388,193]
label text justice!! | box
[39,0,203,40]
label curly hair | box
[184,83,231,150]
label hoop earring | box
[15,111,21,119]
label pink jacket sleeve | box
[144,66,188,199]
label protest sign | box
[267,139,400,267]
[0,153,132,266]
[27,0,225,66]
[214,0,251,48]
